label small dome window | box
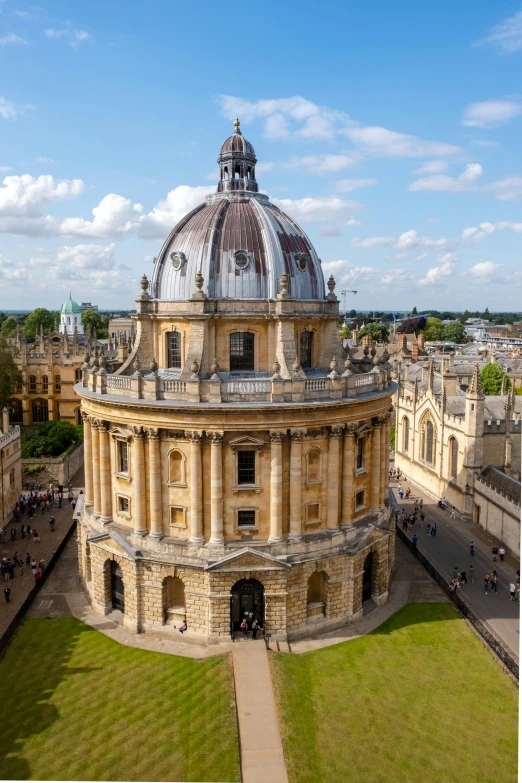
[234,251,249,271]
[170,251,186,271]
[296,253,309,272]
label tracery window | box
[449,437,458,480]
[32,399,48,423]
[420,415,436,465]
[403,417,410,453]
[29,375,37,393]
[42,375,48,392]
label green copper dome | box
[61,294,81,314]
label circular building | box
[76,121,396,642]
[59,294,85,337]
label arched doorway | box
[163,576,186,626]
[306,571,327,622]
[230,578,264,633]
[362,552,373,603]
[111,561,125,611]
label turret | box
[463,364,485,510]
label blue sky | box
[1,0,521,311]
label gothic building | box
[76,121,396,642]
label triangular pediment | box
[205,547,290,572]
[87,531,139,561]
[229,435,265,448]
[110,425,133,439]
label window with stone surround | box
[355,490,365,510]
[356,436,365,470]
[167,331,182,368]
[237,450,255,485]
[55,375,61,393]
[306,447,322,483]
[29,375,37,393]
[420,416,436,466]
[237,509,256,527]
[170,506,186,528]
[402,417,410,453]
[299,331,313,369]
[42,375,48,392]
[230,332,254,372]
[305,502,321,525]
[449,436,458,480]
[118,496,130,514]
[75,368,82,382]
[118,441,129,474]
[168,449,185,485]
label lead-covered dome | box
[151,120,325,301]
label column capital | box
[90,417,103,430]
[289,429,306,442]
[207,430,224,445]
[345,423,358,435]
[146,427,160,440]
[269,429,286,444]
[185,430,203,444]
[131,425,145,439]
[98,420,110,433]
[329,425,343,439]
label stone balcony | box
[78,366,392,406]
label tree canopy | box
[81,309,108,338]
[339,324,352,339]
[23,308,59,343]
[21,420,83,458]
[358,322,390,344]
[480,363,511,395]
[442,321,467,344]
[423,317,444,341]
[396,316,426,335]
[0,336,23,412]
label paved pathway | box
[233,641,288,783]
[393,478,520,659]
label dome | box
[61,294,81,314]
[152,121,325,302]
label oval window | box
[297,253,309,271]
[170,252,185,271]
[234,251,249,270]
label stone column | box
[147,428,163,537]
[99,421,112,524]
[82,413,94,506]
[371,422,381,510]
[91,419,101,518]
[289,430,305,540]
[132,427,147,535]
[209,431,224,545]
[327,426,343,531]
[269,430,285,543]
[341,424,357,526]
[186,431,204,544]
[380,414,389,506]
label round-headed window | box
[234,251,249,270]
[297,253,309,272]
[170,251,185,271]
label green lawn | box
[271,603,518,783]
[0,618,240,782]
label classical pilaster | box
[132,427,148,535]
[289,429,305,540]
[99,421,112,524]
[341,424,357,526]
[82,413,94,506]
[327,426,343,531]
[269,430,285,543]
[380,414,390,506]
[186,431,204,544]
[147,428,163,537]
[371,422,381,510]
[91,419,101,518]
[209,431,224,545]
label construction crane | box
[341,290,358,319]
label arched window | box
[169,449,185,484]
[230,332,254,372]
[42,375,48,392]
[223,166,228,180]
[167,331,182,368]
[449,437,458,480]
[75,368,82,382]
[307,571,327,619]
[403,417,410,453]
[67,317,70,325]
[29,375,37,393]
[32,398,48,423]
[9,399,23,424]
[300,331,313,369]
[306,448,321,483]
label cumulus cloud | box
[418,253,457,286]
[409,163,484,193]
[283,154,358,174]
[351,229,449,250]
[44,28,93,47]
[321,259,377,286]
[60,194,143,238]
[332,178,378,192]
[0,96,33,120]
[381,268,413,285]
[138,185,213,239]
[483,176,522,201]
[470,261,501,280]
[273,196,360,231]
[217,94,461,158]
[55,243,116,269]
[462,99,522,128]
[474,10,522,54]
[413,160,448,175]
[461,220,522,243]
[0,34,28,45]
[0,174,84,235]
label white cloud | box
[332,178,378,192]
[462,99,522,128]
[351,235,395,248]
[29,256,53,267]
[474,10,522,54]
[55,243,116,269]
[35,156,57,166]
[273,196,360,229]
[381,268,413,285]
[461,220,522,243]
[0,174,84,236]
[409,163,484,193]
[60,193,143,238]
[0,34,28,45]
[413,160,448,175]
[470,261,501,280]
[255,161,275,175]
[351,229,449,250]
[0,166,11,173]
[321,259,377,286]
[0,96,33,120]
[418,253,457,286]
[217,94,461,158]
[283,154,357,174]
[483,176,522,201]
[44,28,93,47]
[138,185,213,239]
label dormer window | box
[234,251,249,271]
[296,253,309,272]
[170,251,185,271]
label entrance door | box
[230,578,264,633]
[111,561,125,611]
[362,552,373,603]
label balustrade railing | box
[107,376,131,390]
[163,380,187,393]
[305,379,327,392]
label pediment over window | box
[110,426,133,440]
[229,435,265,450]
[205,547,290,572]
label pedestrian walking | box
[491,573,498,594]
[240,619,249,638]
[251,619,259,639]
[470,541,475,557]
[484,574,489,594]
[427,523,432,536]
[450,507,456,519]
[509,582,516,601]
[31,559,37,576]
[469,565,474,584]
[419,498,423,510]
[49,517,55,532]
[432,522,437,537]
[412,534,418,549]
[492,546,498,562]
[26,524,31,539]
[38,558,45,572]
[4,586,10,602]
[499,546,505,562]
[34,569,41,583]
[25,552,31,567]
[21,525,26,540]
[33,529,40,543]
[453,566,459,579]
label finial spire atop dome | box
[217,120,258,194]
[233,117,241,133]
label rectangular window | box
[306,503,320,523]
[9,468,15,485]
[238,510,256,527]
[29,377,37,393]
[237,450,255,485]
[118,496,129,513]
[167,332,182,368]
[356,437,364,470]
[170,506,186,527]
[230,332,254,372]
[355,490,365,509]
[119,441,129,473]
[299,331,313,369]
[55,375,61,393]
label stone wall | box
[22,441,84,487]
[474,478,521,556]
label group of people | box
[3,554,46,602]
[12,486,75,523]
[397,503,429,533]
[239,611,264,640]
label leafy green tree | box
[81,309,108,338]
[0,316,19,337]
[358,322,390,344]
[23,308,59,343]
[411,306,418,315]
[480,364,511,395]
[0,313,7,327]
[348,309,357,319]
[515,387,522,396]
[483,307,490,320]
[423,317,444,341]
[21,420,83,458]
[0,337,23,412]
[389,422,396,451]
[442,322,467,344]
[339,324,353,339]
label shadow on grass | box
[369,602,461,636]
[0,618,100,780]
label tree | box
[0,337,23,411]
[411,306,418,315]
[480,364,511,395]
[442,322,467,344]
[81,309,108,338]
[389,422,396,451]
[21,420,83,458]
[423,317,444,341]
[483,307,490,320]
[396,316,426,335]
[23,308,59,343]
[357,322,390,344]
[339,324,352,339]
[0,316,19,337]
[348,309,357,319]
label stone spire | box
[428,357,434,392]
[501,374,507,395]
[468,363,483,396]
